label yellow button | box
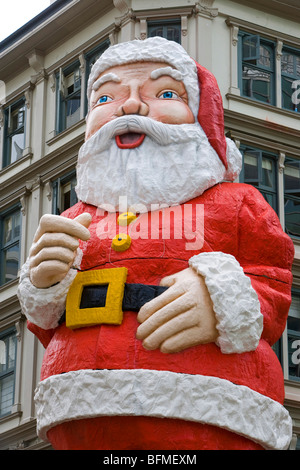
[117,212,137,226]
[112,233,131,252]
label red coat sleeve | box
[237,184,294,346]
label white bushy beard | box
[76,115,236,213]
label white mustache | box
[85,115,203,151]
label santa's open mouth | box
[115,132,146,149]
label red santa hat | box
[87,36,241,180]
[194,61,228,170]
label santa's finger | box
[160,325,205,354]
[161,321,219,354]
[30,260,71,288]
[73,212,92,228]
[29,247,76,269]
[33,213,91,243]
[137,283,186,324]
[29,232,80,257]
[159,273,178,287]
[140,309,199,351]
[136,293,195,339]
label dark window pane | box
[242,66,271,103]
[258,45,271,68]
[262,157,275,188]
[285,198,300,237]
[0,330,17,417]
[288,334,300,380]
[241,148,277,213]
[3,216,12,245]
[287,293,300,381]
[4,102,25,165]
[284,159,300,196]
[281,51,300,112]
[244,152,259,180]
[0,374,14,416]
[148,22,181,44]
[166,25,180,43]
[281,53,295,75]
[13,212,20,239]
[282,76,297,110]
[65,94,81,129]
[243,35,260,62]
[9,132,24,163]
[149,26,163,37]
[297,56,300,78]
[3,244,19,283]
[1,210,21,285]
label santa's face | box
[76,60,234,212]
[85,62,195,142]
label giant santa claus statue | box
[18,37,294,450]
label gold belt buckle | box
[66,267,128,329]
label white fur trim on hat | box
[87,37,199,119]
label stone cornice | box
[226,0,300,24]
[225,16,300,46]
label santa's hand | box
[136,267,218,353]
[29,213,91,289]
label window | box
[239,32,275,105]
[52,171,77,215]
[0,328,17,417]
[3,98,26,167]
[240,147,278,212]
[281,48,300,113]
[85,40,110,114]
[287,291,300,382]
[148,19,181,44]
[284,157,300,238]
[0,208,21,286]
[56,62,81,133]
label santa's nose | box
[117,95,149,116]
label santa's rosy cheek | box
[149,101,194,124]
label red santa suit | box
[17,37,294,450]
[19,182,294,450]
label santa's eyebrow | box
[92,73,121,91]
[150,66,183,81]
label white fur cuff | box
[17,259,77,330]
[189,251,263,354]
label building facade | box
[0,0,299,450]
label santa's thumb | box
[73,212,92,229]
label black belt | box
[60,283,168,324]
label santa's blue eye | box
[97,95,112,104]
[159,91,178,99]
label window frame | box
[0,205,21,286]
[56,61,82,134]
[52,170,78,215]
[283,156,300,239]
[286,289,300,383]
[281,46,300,113]
[2,97,26,168]
[147,18,181,44]
[238,31,276,106]
[239,145,278,213]
[0,327,17,418]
